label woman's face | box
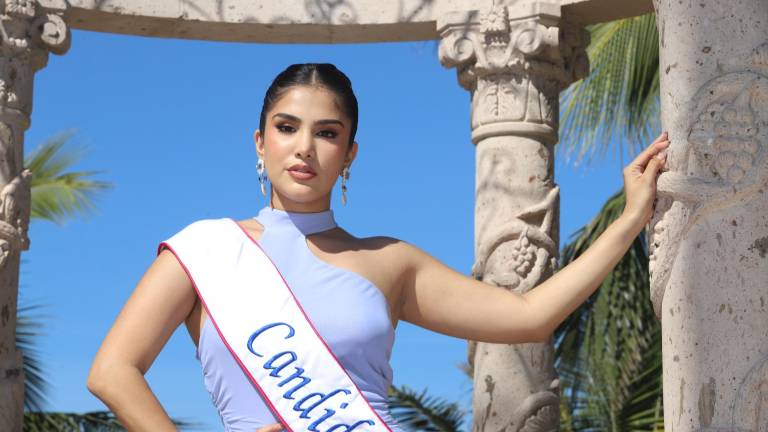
[254,85,357,212]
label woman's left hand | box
[620,131,670,232]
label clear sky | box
[21,28,633,430]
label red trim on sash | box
[157,241,293,431]
[228,219,394,432]
[157,219,395,431]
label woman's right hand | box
[620,131,669,232]
[256,423,285,432]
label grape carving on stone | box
[649,41,768,320]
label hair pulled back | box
[259,63,358,150]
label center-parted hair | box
[259,63,358,149]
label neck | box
[269,186,332,213]
[257,203,337,236]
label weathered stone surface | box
[438,2,588,431]
[651,1,768,431]
[0,1,70,431]
[37,0,649,42]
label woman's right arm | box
[86,248,197,431]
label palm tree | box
[554,191,663,431]
[554,12,663,431]
[387,12,663,431]
[558,13,659,168]
[387,385,467,432]
[19,129,204,430]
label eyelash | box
[276,124,338,139]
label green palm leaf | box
[553,189,663,431]
[16,303,52,412]
[17,130,202,429]
[387,384,467,432]
[18,129,114,416]
[23,410,206,431]
[23,410,125,431]
[558,13,660,166]
[26,128,113,225]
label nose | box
[295,128,314,158]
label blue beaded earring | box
[341,166,350,205]
[257,158,267,196]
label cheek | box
[322,159,346,179]
[263,141,291,168]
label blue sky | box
[21,29,633,430]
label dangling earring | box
[341,166,350,206]
[257,158,267,196]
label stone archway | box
[2,1,706,431]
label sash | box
[157,219,393,432]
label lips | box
[288,163,316,175]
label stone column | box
[0,1,69,430]
[437,3,588,430]
[649,1,768,431]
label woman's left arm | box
[398,132,669,344]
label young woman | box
[86,63,669,432]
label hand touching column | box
[621,131,670,231]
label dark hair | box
[259,63,358,149]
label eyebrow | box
[272,112,345,128]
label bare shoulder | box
[325,230,426,289]
[325,230,416,321]
[354,233,429,263]
[328,228,413,261]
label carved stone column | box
[437,3,588,431]
[0,1,69,430]
[650,1,768,431]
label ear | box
[254,129,265,159]
[344,140,359,170]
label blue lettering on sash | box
[307,408,339,431]
[325,420,377,431]
[246,321,378,430]
[264,351,297,377]
[277,366,312,399]
[294,388,351,419]
[247,322,295,358]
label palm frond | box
[24,410,123,432]
[19,131,202,429]
[23,410,207,431]
[25,128,113,225]
[387,384,466,432]
[16,302,53,412]
[558,13,660,167]
[553,189,663,430]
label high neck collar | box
[255,205,337,236]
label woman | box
[86,63,669,432]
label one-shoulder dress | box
[158,205,404,432]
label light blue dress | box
[184,206,403,431]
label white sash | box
[158,219,393,432]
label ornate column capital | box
[0,0,70,117]
[437,2,588,144]
[1,0,70,59]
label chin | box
[276,187,327,203]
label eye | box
[276,124,338,139]
[276,124,295,133]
